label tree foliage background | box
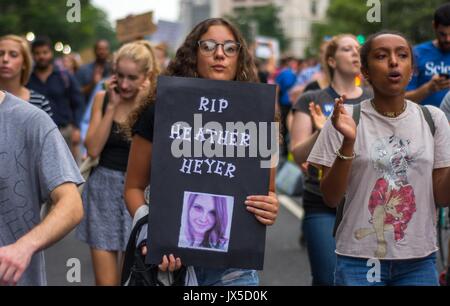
[225,4,290,51]
[0,0,117,52]
[307,0,449,57]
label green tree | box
[307,0,448,57]
[225,4,290,51]
[0,0,117,52]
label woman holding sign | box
[124,18,279,286]
[308,32,450,285]
[76,41,159,285]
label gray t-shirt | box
[0,92,84,285]
[308,100,450,260]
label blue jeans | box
[194,267,259,286]
[302,211,336,286]
[335,253,439,286]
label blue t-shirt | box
[407,41,450,107]
[275,68,297,106]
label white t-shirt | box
[308,99,450,260]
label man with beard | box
[76,39,112,104]
[406,3,450,107]
[27,36,84,155]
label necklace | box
[370,100,407,118]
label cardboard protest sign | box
[146,76,277,270]
[116,12,157,43]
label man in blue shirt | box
[76,39,112,105]
[406,3,450,107]
[27,36,84,153]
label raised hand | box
[331,95,356,142]
[309,102,326,131]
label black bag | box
[121,215,187,286]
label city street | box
[45,196,311,286]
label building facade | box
[179,0,330,58]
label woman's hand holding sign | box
[140,246,183,272]
[245,191,279,225]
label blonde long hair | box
[117,40,160,138]
[0,35,33,85]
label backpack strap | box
[419,105,436,137]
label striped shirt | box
[29,89,53,117]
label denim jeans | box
[194,267,259,286]
[302,211,336,286]
[334,252,439,286]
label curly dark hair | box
[165,18,259,82]
[125,18,267,138]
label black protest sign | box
[146,76,276,270]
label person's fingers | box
[315,104,324,116]
[175,257,182,270]
[246,205,277,221]
[332,98,341,122]
[168,254,176,272]
[245,199,278,213]
[158,255,168,271]
[12,268,23,286]
[2,266,16,286]
[246,195,274,203]
[0,261,8,282]
[441,79,450,89]
[141,245,147,256]
[255,215,276,225]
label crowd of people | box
[1,2,450,287]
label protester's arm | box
[432,107,450,207]
[0,183,83,285]
[319,97,356,207]
[124,135,182,272]
[433,167,450,207]
[124,135,152,217]
[405,74,450,103]
[84,89,118,159]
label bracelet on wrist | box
[335,148,356,160]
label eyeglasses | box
[198,40,241,57]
